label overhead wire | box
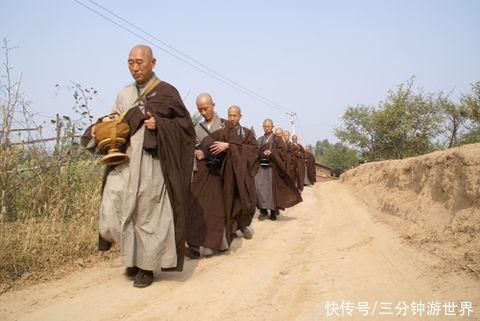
[87,0,294,116]
[73,0,315,143]
[73,0,293,116]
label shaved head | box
[196,93,215,122]
[263,119,274,127]
[283,130,291,142]
[227,105,242,127]
[262,118,274,135]
[228,105,241,114]
[129,45,153,59]
[128,45,156,84]
[196,93,213,106]
[274,127,283,137]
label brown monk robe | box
[256,123,302,221]
[304,146,317,185]
[186,93,228,258]
[282,130,297,184]
[202,105,259,241]
[270,128,302,215]
[292,135,306,191]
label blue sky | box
[1,0,479,145]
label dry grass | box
[0,147,115,293]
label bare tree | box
[0,39,23,147]
[0,39,23,219]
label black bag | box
[199,121,226,170]
[206,152,226,169]
[260,158,271,167]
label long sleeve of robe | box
[305,151,317,184]
[82,77,195,272]
[285,142,298,184]
[255,135,302,211]
[270,136,303,210]
[187,114,228,250]
[292,144,306,191]
[203,124,259,243]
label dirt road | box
[1,181,478,320]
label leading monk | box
[82,45,195,287]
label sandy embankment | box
[341,143,480,275]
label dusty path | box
[1,182,478,321]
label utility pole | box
[289,112,297,136]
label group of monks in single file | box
[83,44,317,287]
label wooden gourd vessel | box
[94,113,130,165]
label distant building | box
[315,162,336,181]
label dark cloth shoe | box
[98,234,112,251]
[125,266,140,279]
[184,246,201,259]
[133,269,154,288]
[240,227,253,239]
[270,213,277,221]
[259,208,269,220]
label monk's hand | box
[263,149,272,156]
[210,141,229,155]
[145,111,156,130]
[195,149,205,160]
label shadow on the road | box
[157,259,199,283]
[157,209,297,282]
[275,215,297,222]
[226,237,243,254]
[157,235,246,282]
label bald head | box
[263,119,273,127]
[274,127,283,137]
[129,45,153,59]
[196,93,215,122]
[228,105,241,114]
[283,130,291,143]
[196,93,213,105]
[227,105,242,127]
[292,135,298,144]
[128,45,156,85]
[262,118,274,136]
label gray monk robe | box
[255,134,275,210]
[187,114,229,251]
[255,135,302,211]
[82,76,195,272]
